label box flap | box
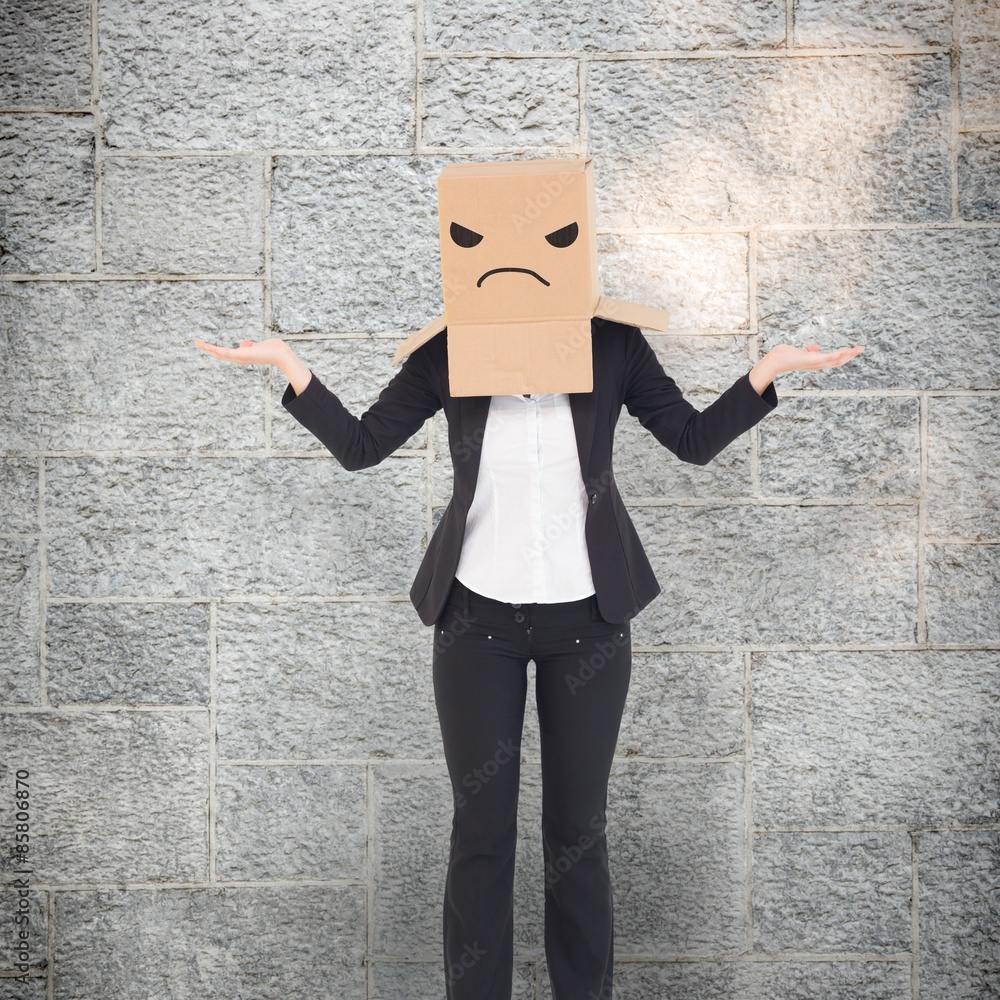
[391,314,446,366]
[594,296,670,331]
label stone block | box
[0,711,208,882]
[587,55,950,228]
[1,280,266,452]
[925,544,1000,643]
[270,155,444,334]
[271,338,428,453]
[424,0,786,51]
[0,539,39,705]
[752,649,1000,827]
[215,602,438,759]
[216,763,366,880]
[0,979,47,1000]
[630,502,918,646]
[618,651,745,758]
[609,761,748,953]
[372,961,536,999]
[919,830,1000,999]
[45,455,425,598]
[598,233,750,332]
[959,1,1000,130]
[793,0,952,47]
[0,114,94,273]
[102,155,265,273]
[760,396,920,498]
[421,58,579,147]
[54,886,367,999]
[752,831,912,952]
[0,0,91,106]
[927,396,1000,539]
[601,960,911,999]
[99,0,416,149]
[0,458,39,530]
[45,602,210,705]
[959,133,1000,220]
[0,889,46,976]
[757,228,1000,390]
[371,763,453,954]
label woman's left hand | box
[766,343,865,374]
[748,343,865,394]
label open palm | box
[768,343,865,372]
[193,337,289,367]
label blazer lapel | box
[569,388,597,486]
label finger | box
[805,344,821,351]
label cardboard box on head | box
[392,158,670,397]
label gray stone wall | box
[1,1,998,998]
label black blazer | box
[282,317,778,626]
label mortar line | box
[910,830,921,999]
[578,54,589,154]
[950,0,963,220]
[46,890,55,1000]
[89,0,102,275]
[263,154,274,453]
[366,762,375,1000]
[785,0,794,48]
[37,457,48,709]
[747,228,762,497]
[208,600,218,884]
[414,0,425,154]
[743,648,755,953]
[425,418,436,560]
[0,220,997,271]
[419,46,948,60]
[916,393,929,644]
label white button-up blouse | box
[454,392,597,604]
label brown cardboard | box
[392,158,670,395]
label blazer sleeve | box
[622,328,777,466]
[280,344,443,471]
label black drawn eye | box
[545,222,578,248]
[450,222,484,248]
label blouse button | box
[514,611,526,623]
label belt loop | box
[590,595,599,621]
[462,579,470,616]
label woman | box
[195,327,864,1000]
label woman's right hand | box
[193,337,291,368]
[193,337,313,395]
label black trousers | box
[432,578,633,1000]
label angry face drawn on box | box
[392,159,670,397]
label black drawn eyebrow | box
[450,222,484,248]
[544,222,578,248]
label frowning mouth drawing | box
[476,267,551,287]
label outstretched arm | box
[624,332,865,466]
[193,337,443,470]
